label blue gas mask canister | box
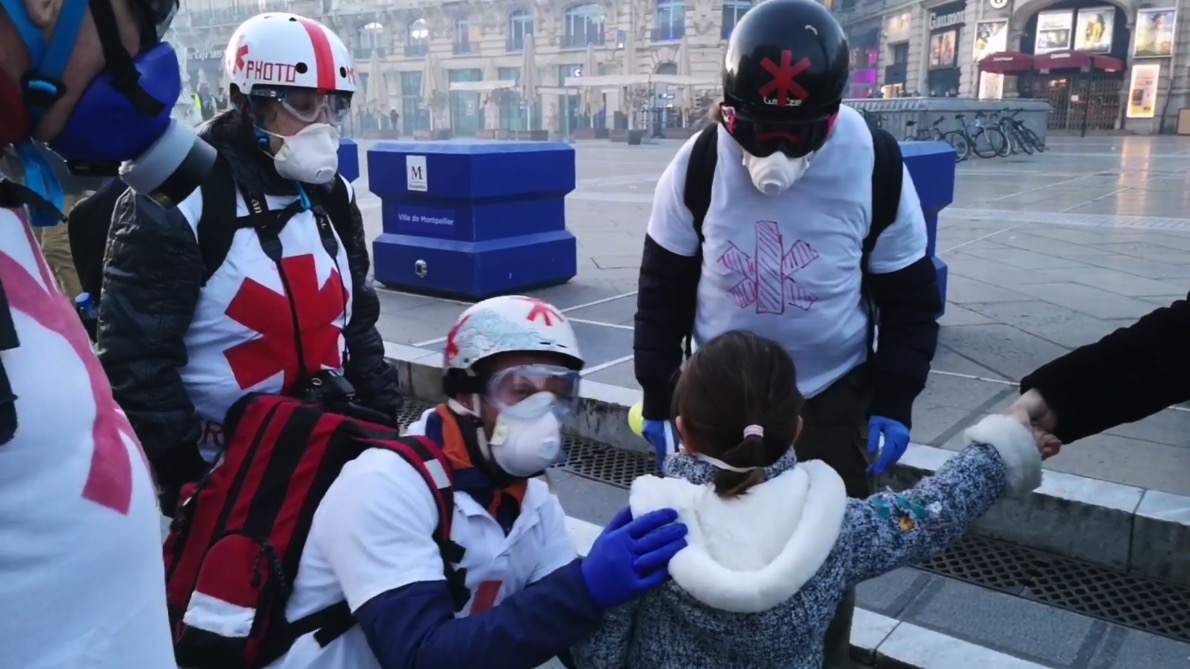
[0,0,215,225]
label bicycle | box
[859,108,886,130]
[977,109,1022,156]
[904,115,968,163]
[902,116,947,141]
[952,112,1008,160]
[988,109,1031,155]
[998,108,1045,154]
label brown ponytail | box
[675,330,805,499]
[712,433,769,497]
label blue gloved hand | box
[868,416,911,475]
[642,420,679,468]
[580,506,688,610]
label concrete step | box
[564,514,1190,669]
[384,341,1190,590]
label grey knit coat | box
[571,414,1043,669]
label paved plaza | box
[355,134,1190,499]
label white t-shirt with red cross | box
[171,178,355,460]
[0,206,174,669]
[265,409,577,669]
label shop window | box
[563,4,605,48]
[508,10,533,51]
[721,0,751,40]
[654,0,686,41]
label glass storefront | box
[399,71,429,135]
[847,25,880,98]
[497,66,543,131]
[447,68,484,137]
[926,1,966,97]
[1020,0,1130,130]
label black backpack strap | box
[290,434,466,648]
[862,125,904,274]
[306,177,353,279]
[195,155,239,286]
[679,126,718,360]
[861,125,905,354]
[683,125,719,246]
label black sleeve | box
[867,256,942,427]
[1020,293,1190,444]
[96,191,207,488]
[340,193,401,415]
[633,235,700,420]
[67,179,127,298]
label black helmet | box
[721,0,850,158]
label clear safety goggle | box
[253,89,352,125]
[484,364,581,419]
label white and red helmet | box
[223,13,356,95]
[444,296,585,372]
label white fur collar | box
[629,460,848,614]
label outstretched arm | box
[1020,293,1190,443]
[841,415,1042,586]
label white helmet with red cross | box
[223,13,356,95]
[444,296,584,372]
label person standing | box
[631,1,942,665]
[0,0,200,665]
[97,13,402,514]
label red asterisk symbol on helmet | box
[759,51,812,107]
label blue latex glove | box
[580,506,688,611]
[868,416,911,475]
[642,420,679,468]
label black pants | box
[793,365,874,669]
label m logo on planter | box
[406,154,428,192]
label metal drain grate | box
[559,434,656,486]
[394,401,433,431]
[917,534,1190,644]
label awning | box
[978,51,1034,75]
[448,79,517,93]
[562,73,718,87]
[1092,54,1125,72]
[1033,50,1123,72]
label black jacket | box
[634,220,940,426]
[1020,293,1190,444]
[96,112,400,488]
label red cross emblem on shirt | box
[759,50,812,107]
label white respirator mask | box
[741,151,814,196]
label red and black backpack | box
[163,394,470,669]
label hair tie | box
[743,424,764,439]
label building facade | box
[835,0,1190,133]
[169,0,759,136]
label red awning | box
[1034,50,1125,72]
[978,51,1035,74]
[1092,54,1125,72]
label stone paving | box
[353,134,1190,498]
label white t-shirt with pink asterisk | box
[647,105,929,400]
[0,205,175,669]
